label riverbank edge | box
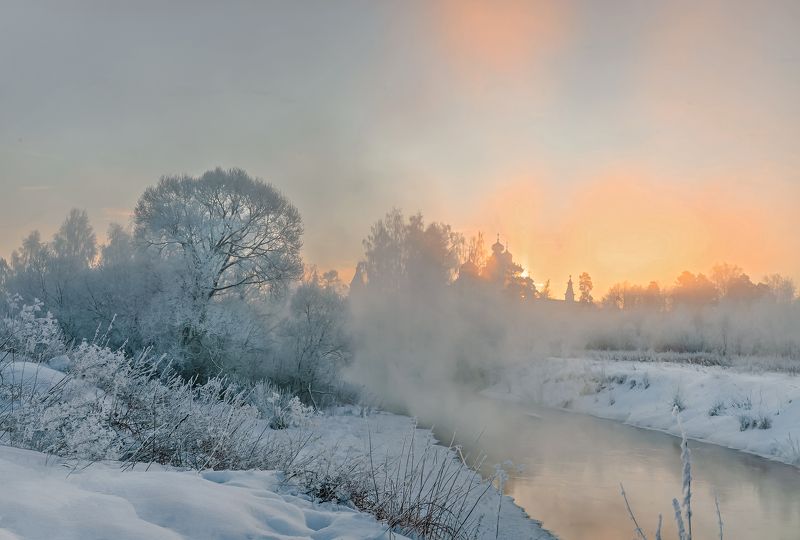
[485,357,800,468]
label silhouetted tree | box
[602,281,664,311]
[538,279,551,300]
[578,272,593,304]
[362,209,461,292]
[710,263,744,298]
[642,281,664,311]
[724,273,760,303]
[761,274,796,303]
[672,271,717,307]
[602,283,624,310]
[465,232,487,269]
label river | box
[429,395,800,539]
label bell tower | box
[565,275,575,303]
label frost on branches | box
[0,302,309,470]
[0,295,65,361]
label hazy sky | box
[2,0,798,293]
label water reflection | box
[433,397,800,540]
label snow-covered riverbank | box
[0,321,553,540]
[486,357,800,466]
[308,410,554,539]
[0,409,553,540]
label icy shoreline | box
[486,357,800,467]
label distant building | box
[349,261,366,292]
[456,259,481,281]
[564,275,575,303]
[482,234,522,286]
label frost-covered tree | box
[7,231,52,304]
[47,209,98,337]
[134,168,303,303]
[279,273,349,404]
[0,258,8,291]
[82,223,158,351]
[11,230,49,272]
[134,168,303,375]
[100,223,135,267]
[52,209,97,268]
[3,210,98,339]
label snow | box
[0,444,409,540]
[0,400,552,539]
[486,357,800,466]
[295,410,555,540]
[0,360,66,393]
[1,350,553,539]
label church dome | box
[491,234,504,255]
[458,260,480,278]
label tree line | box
[1,168,798,405]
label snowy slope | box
[305,411,554,540]
[486,357,800,466]
[0,410,553,539]
[0,356,553,539]
[0,359,66,393]
[0,444,408,540]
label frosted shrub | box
[738,413,772,431]
[0,297,65,361]
[0,326,314,470]
[251,381,315,429]
[671,386,686,412]
[708,400,726,416]
[291,428,496,540]
[738,414,756,431]
[1,363,123,460]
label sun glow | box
[455,167,800,295]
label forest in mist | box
[2,168,798,413]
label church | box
[564,275,575,303]
[456,234,579,305]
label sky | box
[1,0,799,294]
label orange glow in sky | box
[1,1,798,295]
[457,168,800,294]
